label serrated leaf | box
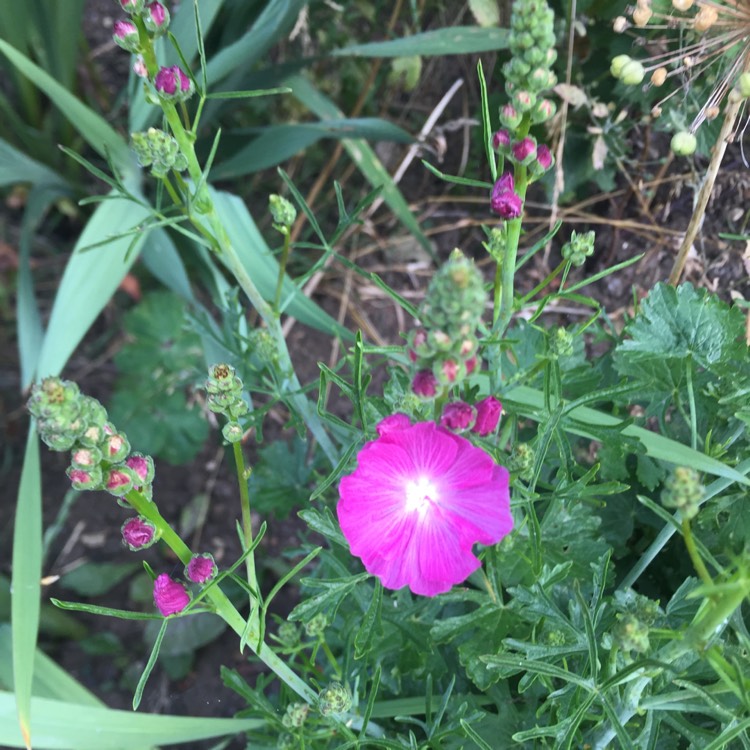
[289,573,369,622]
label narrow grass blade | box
[35,194,151,378]
[0,138,68,189]
[213,119,414,179]
[139,228,194,301]
[0,691,263,749]
[332,27,509,57]
[0,40,133,178]
[289,75,433,257]
[18,186,69,388]
[12,429,41,750]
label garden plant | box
[5,0,750,748]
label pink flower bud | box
[440,401,477,432]
[113,20,139,52]
[500,104,522,130]
[465,356,478,375]
[491,173,523,220]
[376,413,412,437]
[412,370,438,398]
[71,447,99,469]
[492,129,511,151]
[536,144,553,171]
[121,516,156,551]
[511,137,537,164]
[103,432,130,462]
[144,2,170,35]
[133,57,148,78]
[186,553,217,584]
[154,65,193,99]
[153,573,190,616]
[440,359,459,384]
[472,396,502,436]
[119,0,144,13]
[105,467,134,496]
[125,453,154,485]
[67,467,102,491]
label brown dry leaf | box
[592,135,608,171]
[553,83,588,108]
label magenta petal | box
[337,420,513,597]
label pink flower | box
[491,173,523,220]
[338,418,513,596]
[121,516,156,550]
[186,553,217,584]
[440,401,476,432]
[412,370,438,398]
[153,574,190,616]
[472,396,502,436]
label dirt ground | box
[2,1,750,748]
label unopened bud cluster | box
[205,364,249,443]
[318,682,352,717]
[661,466,705,520]
[440,396,502,437]
[501,0,557,129]
[113,1,194,106]
[269,194,297,235]
[407,250,486,396]
[28,378,156,506]
[131,128,188,177]
[561,230,595,267]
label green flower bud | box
[561,229,596,267]
[304,612,328,638]
[318,682,352,716]
[282,702,309,728]
[277,622,301,647]
[509,443,535,478]
[269,194,297,232]
[549,328,574,359]
[613,613,650,654]
[222,421,244,443]
[671,131,697,156]
[662,467,704,519]
[131,128,188,178]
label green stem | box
[125,487,316,704]
[492,115,531,339]
[519,260,566,305]
[233,442,259,607]
[274,231,292,315]
[682,517,713,587]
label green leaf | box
[11,431,41,749]
[36,194,151,379]
[0,691,262,749]
[332,27,509,57]
[213,119,414,179]
[0,137,68,189]
[0,40,134,177]
[248,437,317,518]
[143,612,227,658]
[289,573,370,622]
[59,562,140,598]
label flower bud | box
[318,682,352,716]
[143,2,170,36]
[632,5,652,26]
[511,89,537,113]
[531,97,556,124]
[561,229,595,267]
[491,173,523,220]
[71,446,102,470]
[509,442,535,478]
[125,453,155,486]
[154,65,193,100]
[105,466,135,496]
[304,612,328,637]
[511,136,537,165]
[492,129,511,152]
[412,370,438,398]
[222,421,244,443]
[119,0,145,13]
[670,131,697,156]
[101,431,130,463]
[121,516,157,551]
[186,553,217,584]
[282,703,309,729]
[440,401,477,432]
[472,396,502,436]
[153,573,190,616]
[277,622,300,647]
[269,194,297,232]
[672,0,694,9]
[613,613,650,653]
[499,103,522,130]
[133,56,148,77]
[549,327,574,359]
[661,466,704,519]
[113,20,140,52]
[67,466,103,491]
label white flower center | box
[404,476,439,515]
